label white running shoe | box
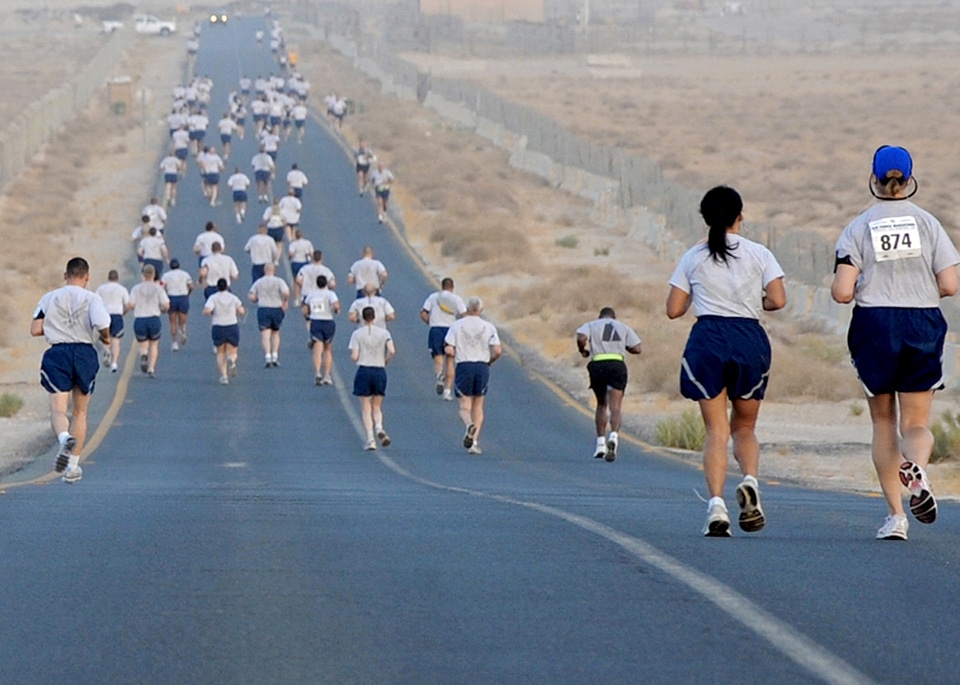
[735,475,766,533]
[110,364,118,373]
[315,375,323,386]
[468,443,482,455]
[442,389,453,401]
[62,465,83,484]
[377,430,391,447]
[702,499,732,537]
[321,377,334,385]
[877,514,909,540]
[102,349,112,367]
[463,424,477,449]
[228,358,238,377]
[219,376,229,385]
[594,438,606,460]
[55,435,76,473]
[378,213,384,223]
[435,373,445,395]
[899,461,937,524]
[140,354,148,373]
[364,439,377,451]
[172,341,180,352]
[605,432,618,462]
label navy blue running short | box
[848,306,947,396]
[680,316,771,401]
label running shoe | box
[378,213,384,223]
[62,465,83,484]
[102,349,112,367]
[228,358,238,377]
[735,475,766,533]
[219,376,229,385]
[321,377,334,385]
[605,433,618,463]
[180,331,188,346]
[899,461,937,524]
[463,424,477,449]
[364,439,377,451]
[876,514,909,540]
[54,435,76,473]
[435,373,445,395]
[172,341,180,352]
[702,500,732,537]
[140,354,148,373]
[442,389,453,401]
[147,370,156,379]
[594,438,606,459]
[265,360,272,368]
[110,364,118,373]
[468,443,482,455]
[307,339,315,349]
[315,375,323,386]
[377,430,391,447]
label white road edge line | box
[329,368,876,685]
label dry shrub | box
[766,339,860,401]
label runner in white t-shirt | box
[443,297,502,455]
[349,306,396,450]
[32,257,111,482]
[162,258,194,351]
[248,262,289,368]
[193,221,225,268]
[94,269,129,372]
[301,274,340,385]
[420,277,466,400]
[227,167,252,224]
[203,278,246,385]
[159,150,182,207]
[125,264,171,379]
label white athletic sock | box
[708,496,726,510]
[741,474,759,487]
[68,454,80,469]
[609,431,618,441]
[58,432,71,446]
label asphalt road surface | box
[3,16,960,685]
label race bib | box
[869,216,922,262]
[310,298,327,316]
[357,154,368,165]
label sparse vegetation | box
[555,234,578,248]
[931,411,960,463]
[655,408,706,451]
[850,400,864,417]
[0,393,24,418]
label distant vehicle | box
[101,20,123,34]
[209,11,229,25]
[134,14,177,36]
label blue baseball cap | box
[872,145,912,181]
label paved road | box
[3,16,960,684]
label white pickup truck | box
[134,14,177,36]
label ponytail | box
[700,186,742,265]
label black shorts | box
[587,359,628,402]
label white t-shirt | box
[228,173,251,191]
[34,285,111,345]
[251,152,275,173]
[303,289,339,320]
[668,235,784,319]
[201,253,240,285]
[217,117,238,136]
[292,104,307,121]
[204,290,243,326]
[139,235,166,261]
[249,275,289,308]
[349,325,393,368]
[95,281,130,315]
[162,268,193,297]
[370,168,394,191]
[348,295,395,329]
[349,257,387,291]
[263,205,284,228]
[444,316,501,364]
[172,129,190,150]
[129,281,170,318]
[199,153,224,175]
[245,233,279,265]
[422,290,466,327]
[142,204,167,229]
[297,263,335,297]
[159,156,181,175]
[194,231,224,258]
[288,238,314,263]
[286,169,308,189]
[278,195,302,224]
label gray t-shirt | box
[349,324,393,367]
[835,200,960,308]
[249,275,289,309]
[576,318,641,357]
[669,235,784,319]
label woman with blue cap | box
[832,145,960,540]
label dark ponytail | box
[699,186,742,264]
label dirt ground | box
[3,8,960,502]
